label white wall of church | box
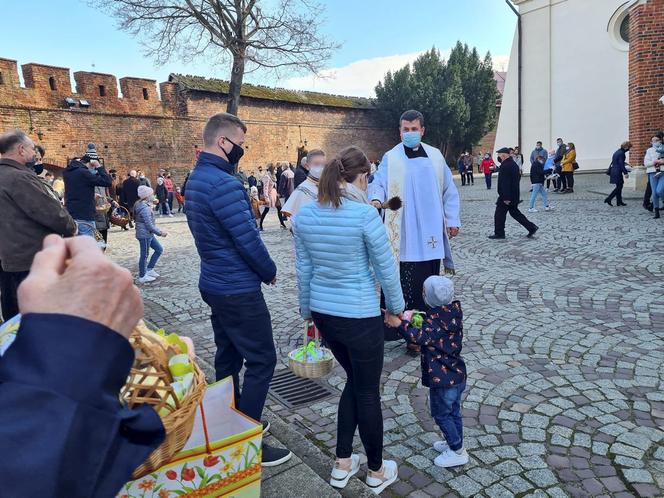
[496,0,630,170]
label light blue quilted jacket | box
[293,199,405,319]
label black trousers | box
[312,312,384,471]
[559,173,568,191]
[562,172,574,190]
[465,171,474,185]
[201,290,276,422]
[485,173,492,189]
[644,181,653,209]
[0,270,29,322]
[494,201,537,237]
[606,183,624,204]
[460,172,466,186]
[260,206,285,228]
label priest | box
[370,110,460,343]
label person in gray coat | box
[133,186,168,284]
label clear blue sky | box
[0,0,516,94]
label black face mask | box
[222,138,244,165]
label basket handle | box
[302,320,320,363]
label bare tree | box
[90,0,338,115]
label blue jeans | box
[159,201,171,215]
[485,173,492,189]
[649,173,664,209]
[201,290,276,422]
[138,236,163,277]
[75,220,96,237]
[529,183,549,209]
[430,382,465,451]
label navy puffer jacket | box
[185,152,277,295]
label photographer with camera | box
[63,143,112,237]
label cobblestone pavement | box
[107,174,664,498]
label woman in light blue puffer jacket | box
[293,146,404,494]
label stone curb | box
[263,408,377,498]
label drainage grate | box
[268,369,335,408]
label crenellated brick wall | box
[0,57,396,183]
[628,0,664,163]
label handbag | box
[573,162,579,170]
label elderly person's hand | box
[18,235,143,339]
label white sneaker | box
[528,208,539,213]
[330,454,360,489]
[137,275,156,284]
[434,448,469,468]
[433,441,450,453]
[366,460,398,495]
[168,214,174,218]
[146,269,160,278]
[545,205,554,211]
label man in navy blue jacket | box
[185,112,291,467]
[0,235,164,497]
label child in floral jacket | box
[386,275,468,468]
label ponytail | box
[317,146,371,208]
[318,157,344,208]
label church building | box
[496,0,664,185]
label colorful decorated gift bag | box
[119,377,262,498]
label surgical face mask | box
[309,164,325,180]
[402,131,422,149]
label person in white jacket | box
[644,134,664,219]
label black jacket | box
[155,183,168,202]
[121,177,140,207]
[63,160,112,220]
[555,143,567,164]
[497,157,521,203]
[530,161,545,184]
[294,165,308,189]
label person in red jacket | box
[480,153,496,189]
[163,173,175,212]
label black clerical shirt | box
[404,144,428,159]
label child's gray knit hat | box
[423,276,455,308]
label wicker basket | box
[122,321,207,479]
[110,206,131,229]
[288,322,334,379]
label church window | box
[620,14,630,43]
[48,76,57,91]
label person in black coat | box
[122,171,140,226]
[63,156,113,236]
[605,141,631,207]
[489,147,538,240]
[294,157,309,189]
[0,235,164,497]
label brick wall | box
[0,57,396,185]
[628,0,664,163]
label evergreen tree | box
[374,42,499,160]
